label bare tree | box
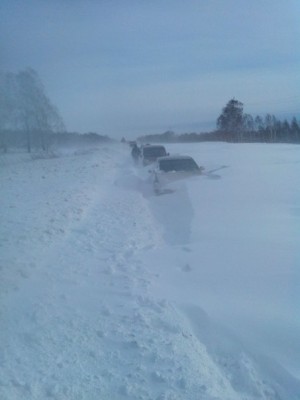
[0,68,65,152]
[16,68,65,152]
[264,114,277,142]
[0,72,19,151]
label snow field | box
[1,143,300,399]
[146,143,300,382]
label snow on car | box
[150,155,204,193]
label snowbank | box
[1,143,299,399]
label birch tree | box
[0,68,64,152]
[16,68,65,152]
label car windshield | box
[143,146,167,157]
[159,158,199,172]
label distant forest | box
[1,69,299,152]
[138,99,300,144]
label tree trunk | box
[26,129,31,153]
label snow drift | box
[1,142,299,400]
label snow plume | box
[1,142,299,399]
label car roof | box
[143,144,166,149]
[158,155,194,161]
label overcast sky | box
[1,0,300,138]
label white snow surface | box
[1,142,300,400]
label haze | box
[1,0,300,138]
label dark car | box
[151,155,204,193]
[157,155,201,172]
[141,145,168,165]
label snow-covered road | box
[1,143,300,399]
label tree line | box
[2,70,298,150]
[138,99,300,144]
[215,98,300,143]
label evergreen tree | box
[290,117,300,143]
[217,99,245,141]
[282,120,291,142]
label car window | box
[159,158,199,172]
[143,146,167,157]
